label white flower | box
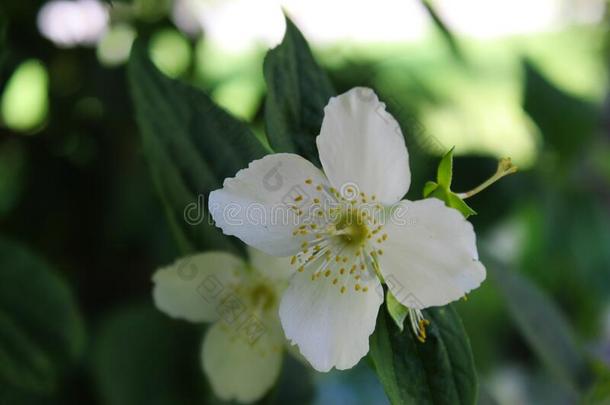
[209,87,486,372]
[152,247,291,403]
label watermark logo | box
[263,162,284,191]
[184,194,206,226]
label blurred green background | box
[1,0,610,404]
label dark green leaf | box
[386,291,408,331]
[0,236,85,393]
[91,304,204,405]
[522,60,598,160]
[370,304,478,405]
[0,16,6,72]
[489,263,593,392]
[128,39,267,255]
[263,16,335,163]
[264,355,315,405]
[583,366,610,405]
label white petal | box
[152,252,244,323]
[378,199,486,309]
[279,265,383,372]
[247,246,293,283]
[316,87,410,205]
[202,318,283,403]
[209,153,331,256]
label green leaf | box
[386,291,409,331]
[263,16,335,164]
[522,60,598,160]
[369,304,478,405]
[0,236,85,393]
[436,147,454,189]
[489,263,593,392]
[91,304,204,405]
[583,366,610,405]
[0,16,7,74]
[419,0,465,64]
[128,39,267,255]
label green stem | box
[458,158,518,199]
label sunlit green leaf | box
[128,39,267,255]
[0,236,85,393]
[263,16,335,163]
[369,304,478,405]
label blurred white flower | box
[209,87,486,372]
[37,0,108,48]
[152,248,291,403]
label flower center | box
[288,179,391,295]
[334,208,369,247]
[249,283,276,311]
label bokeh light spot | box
[149,29,191,78]
[97,24,136,67]
[1,60,49,133]
[37,0,108,48]
[211,78,261,121]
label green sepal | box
[423,181,439,198]
[436,147,454,188]
[423,147,476,218]
[447,192,477,218]
[386,291,408,332]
